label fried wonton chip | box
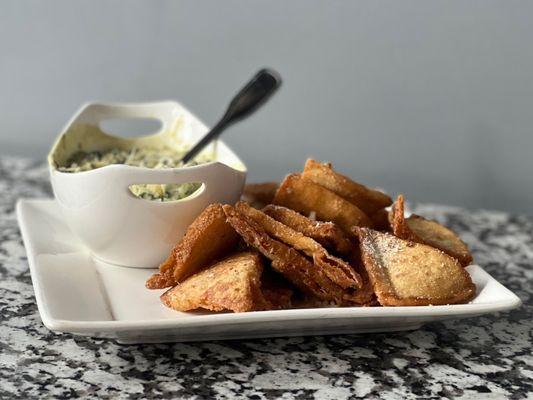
[389,194,414,239]
[236,201,362,290]
[262,204,353,255]
[354,227,476,306]
[272,174,372,234]
[146,204,239,289]
[242,182,279,209]
[223,204,351,302]
[390,195,473,267]
[293,253,377,307]
[160,252,270,313]
[302,159,392,214]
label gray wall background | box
[1,0,532,214]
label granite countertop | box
[1,156,531,399]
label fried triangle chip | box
[146,203,239,289]
[390,195,473,267]
[242,182,279,209]
[354,227,476,306]
[262,204,353,255]
[223,204,349,302]
[273,173,372,234]
[160,252,270,313]
[236,201,362,290]
[302,159,392,214]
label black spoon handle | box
[181,68,282,164]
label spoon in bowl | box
[180,68,282,164]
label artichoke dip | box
[58,146,214,201]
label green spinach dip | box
[58,147,213,201]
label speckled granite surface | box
[1,156,531,399]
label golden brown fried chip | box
[389,194,414,239]
[160,252,269,313]
[236,201,362,290]
[146,204,239,289]
[390,195,473,267]
[242,182,279,209]
[145,267,176,290]
[272,174,372,234]
[406,215,473,266]
[354,227,476,306]
[302,159,392,214]
[223,204,349,302]
[262,204,353,255]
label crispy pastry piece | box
[161,252,270,313]
[235,201,362,289]
[223,204,350,302]
[293,253,376,307]
[146,204,239,289]
[242,182,279,209]
[263,204,353,255]
[302,159,392,214]
[390,195,473,266]
[354,227,476,306]
[272,173,372,234]
[389,195,413,239]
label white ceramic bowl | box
[48,101,246,268]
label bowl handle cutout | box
[128,181,204,203]
[100,118,163,138]
[107,162,244,207]
[66,101,185,137]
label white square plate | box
[17,199,522,344]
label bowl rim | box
[47,100,248,175]
[49,152,247,176]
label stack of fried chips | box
[147,159,475,312]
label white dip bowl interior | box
[48,101,247,268]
